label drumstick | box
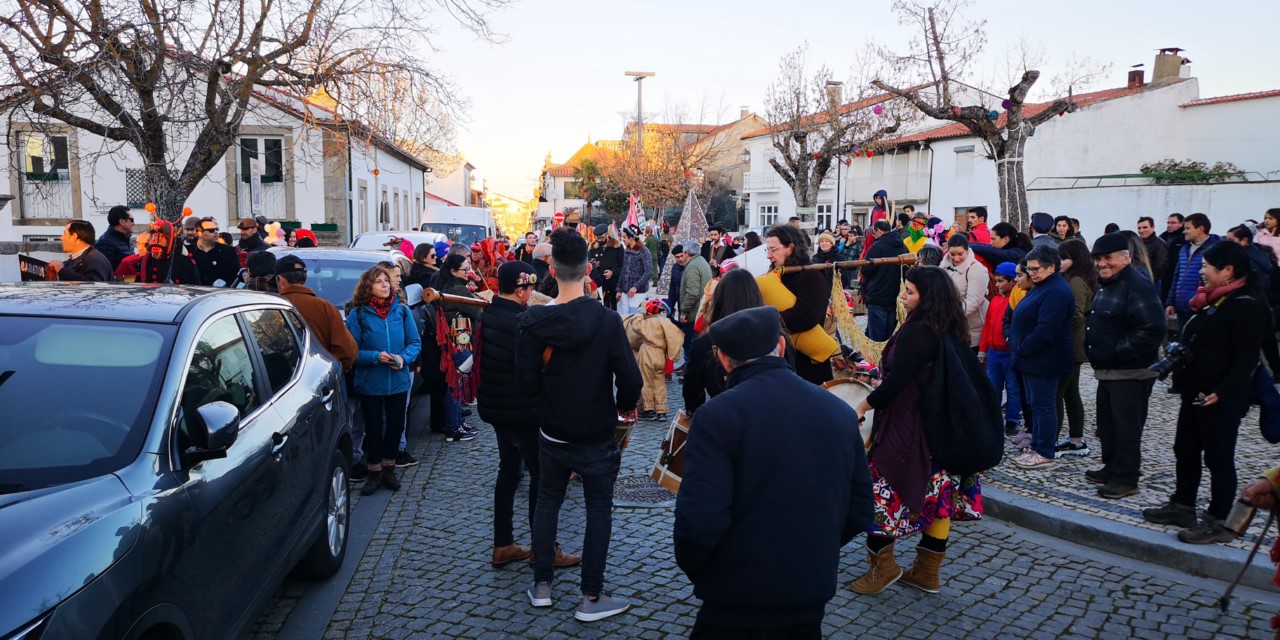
[778,254,917,274]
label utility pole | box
[624,71,655,151]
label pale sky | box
[423,0,1278,198]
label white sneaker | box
[574,593,630,622]
[528,581,552,607]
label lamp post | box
[624,71,655,151]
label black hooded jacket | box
[860,231,909,307]
[516,296,642,444]
[478,296,537,428]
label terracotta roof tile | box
[1181,89,1280,108]
[544,141,620,177]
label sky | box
[421,0,1278,198]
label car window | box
[0,318,174,491]
[419,224,486,245]
[182,316,260,428]
[243,309,301,396]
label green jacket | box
[645,234,661,275]
[680,255,713,319]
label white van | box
[418,206,495,245]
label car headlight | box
[4,615,49,640]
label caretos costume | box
[622,299,685,415]
[128,220,200,284]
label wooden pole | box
[778,253,917,273]
[421,288,491,307]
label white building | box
[2,86,427,245]
[851,50,1280,234]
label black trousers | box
[1095,378,1155,485]
[1172,396,1248,520]
[359,391,408,465]
[492,424,541,547]
[691,616,821,640]
[423,375,448,433]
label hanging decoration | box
[986,110,999,121]
[872,104,884,115]
[812,152,821,160]
[1001,99,1013,110]
[951,105,963,117]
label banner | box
[18,254,51,281]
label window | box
[816,204,834,232]
[562,180,582,200]
[23,133,69,181]
[239,137,284,183]
[758,204,779,228]
[243,309,302,396]
[954,145,974,178]
[183,316,260,424]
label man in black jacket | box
[860,220,909,341]
[516,228,642,622]
[191,218,242,286]
[237,217,269,253]
[675,307,873,637]
[48,221,113,282]
[94,205,134,270]
[479,260,582,570]
[1084,233,1166,500]
[700,225,736,272]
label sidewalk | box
[982,364,1279,588]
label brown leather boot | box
[850,542,902,595]
[530,544,583,568]
[491,544,532,567]
[899,547,945,593]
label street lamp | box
[624,71,655,150]
[739,148,750,165]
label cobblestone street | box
[253,376,1280,639]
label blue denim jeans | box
[532,437,621,596]
[1022,373,1059,458]
[985,349,1022,424]
[865,304,897,342]
[443,390,463,434]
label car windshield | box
[294,257,380,310]
[420,224,486,246]
[0,318,175,492]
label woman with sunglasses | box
[431,253,482,442]
[404,243,439,290]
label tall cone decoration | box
[656,189,710,297]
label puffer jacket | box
[345,302,422,396]
[1085,265,1165,371]
[478,296,535,427]
[1166,235,1221,312]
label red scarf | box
[369,295,393,319]
[1188,278,1247,312]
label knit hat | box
[994,262,1018,279]
[817,231,836,246]
[434,241,451,258]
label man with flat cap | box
[674,306,874,639]
[275,254,357,372]
[1084,233,1166,501]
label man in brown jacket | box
[274,254,357,371]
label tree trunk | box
[995,132,1030,232]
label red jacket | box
[978,293,1010,354]
[968,223,991,245]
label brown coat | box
[279,282,358,371]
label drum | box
[615,414,637,450]
[650,410,692,494]
[822,379,875,447]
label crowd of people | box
[33,199,1280,635]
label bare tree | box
[871,0,1105,230]
[0,0,507,220]
[764,45,904,228]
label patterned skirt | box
[868,459,983,539]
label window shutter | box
[51,136,69,171]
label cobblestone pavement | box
[985,364,1276,551]
[253,378,1280,639]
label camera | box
[1149,341,1193,380]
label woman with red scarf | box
[1145,241,1270,545]
[346,265,422,496]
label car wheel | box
[292,449,349,578]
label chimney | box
[1152,47,1185,85]
[739,106,750,120]
[1127,69,1145,89]
[824,81,843,108]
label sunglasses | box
[201,227,218,233]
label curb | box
[982,485,1275,590]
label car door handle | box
[321,386,335,409]
[271,432,289,458]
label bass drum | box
[822,379,874,448]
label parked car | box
[266,247,409,313]
[0,282,353,640]
[349,230,447,253]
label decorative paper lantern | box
[144,202,156,214]
[1001,99,1012,110]
[866,151,875,158]
[987,110,999,121]
[845,158,853,166]
[182,207,193,217]
[873,104,884,115]
[812,152,821,160]
[1059,111,1066,117]
[684,171,691,177]
[951,105,963,117]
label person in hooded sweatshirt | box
[516,227,643,623]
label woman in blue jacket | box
[1009,245,1076,470]
[346,265,422,495]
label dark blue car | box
[0,282,353,640]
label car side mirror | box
[183,401,240,466]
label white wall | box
[348,142,425,237]
[925,136,1001,225]
[425,163,471,206]
[741,136,837,230]
[1180,96,1280,178]
[1029,182,1280,236]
